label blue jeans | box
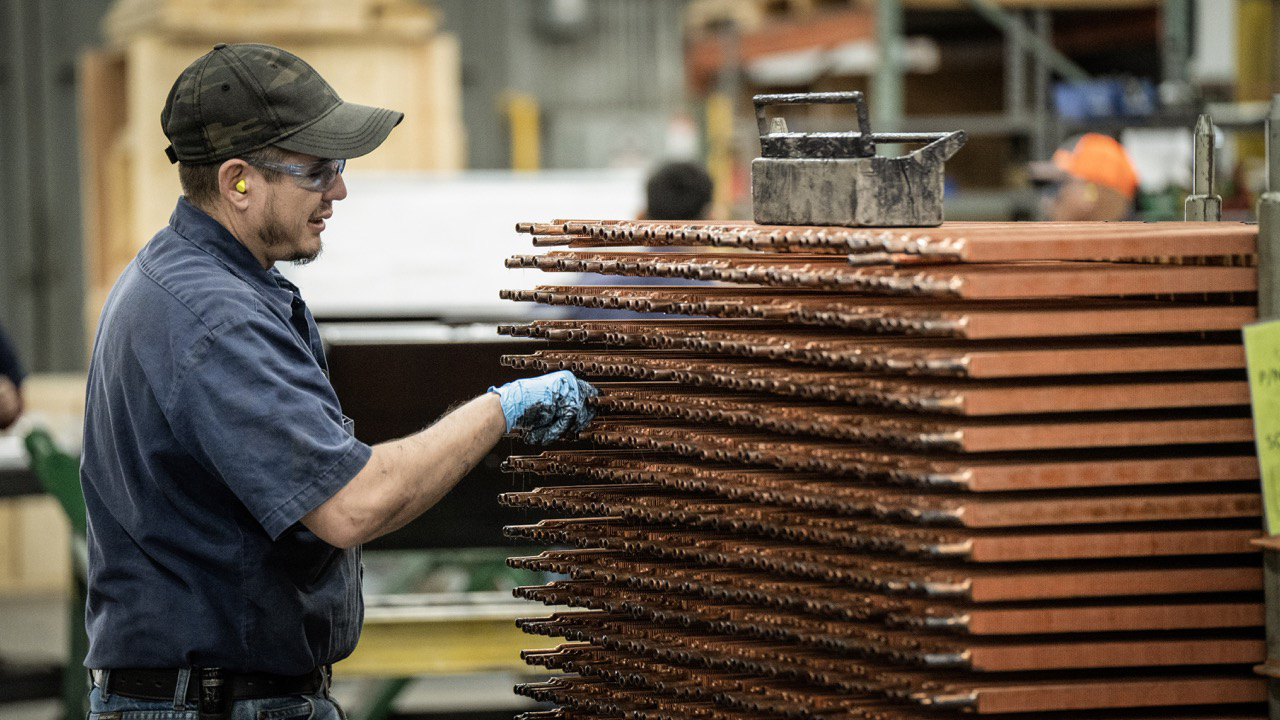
[88,670,346,720]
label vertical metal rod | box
[1003,9,1027,121]
[1258,93,1280,720]
[1185,115,1222,221]
[873,0,905,155]
[1162,0,1192,87]
[1030,8,1053,161]
[1262,96,1280,320]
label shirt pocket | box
[87,707,194,712]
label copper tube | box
[516,602,1241,677]
[502,351,1250,416]
[508,548,1262,602]
[500,285,1256,338]
[517,218,1258,263]
[584,383,1253,452]
[505,251,1256,297]
[561,421,1257,491]
[499,482,1261,531]
[513,570,1262,637]
[497,321,1246,378]
[502,218,1266,718]
[888,601,1265,635]
[504,511,1259,564]
[881,674,1267,713]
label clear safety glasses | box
[249,158,346,193]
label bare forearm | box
[302,392,506,547]
[367,393,507,536]
[0,376,21,430]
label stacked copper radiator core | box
[497,219,1266,720]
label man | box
[641,160,713,221]
[1032,132,1140,221]
[0,323,24,429]
[80,43,595,719]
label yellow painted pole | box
[1236,0,1273,169]
[503,92,541,172]
[704,91,734,219]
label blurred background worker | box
[1032,132,1140,222]
[640,160,714,221]
[0,323,24,430]
[562,161,714,320]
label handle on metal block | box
[753,91,872,140]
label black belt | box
[95,666,329,703]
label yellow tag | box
[1244,319,1280,535]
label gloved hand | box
[489,370,598,445]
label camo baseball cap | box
[161,43,403,164]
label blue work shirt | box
[80,197,373,674]
[0,322,24,386]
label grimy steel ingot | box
[751,91,966,227]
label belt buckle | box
[198,667,230,720]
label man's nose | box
[324,172,348,202]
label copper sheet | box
[508,549,1262,602]
[499,483,1260,530]
[515,633,1264,713]
[893,601,1265,635]
[502,218,1265,718]
[503,351,1250,415]
[512,607,1266,713]
[519,219,1258,264]
[515,672,1265,717]
[499,321,1246,377]
[505,512,1259,563]
[516,611,1261,678]
[841,708,1266,720]
[506,251,1257,297]
[535,612,1262,673]
[567,421,1257,491]
[502,285,1256,337]
[514,574,1262,636]
[513,608,1261,678]
[585,384,1252,451]
[886,675,1266,713]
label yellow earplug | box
[235,179,247,194]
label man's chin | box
[288,243,323,266]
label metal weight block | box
[751,91,966,228]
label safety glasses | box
[249,157,346,192]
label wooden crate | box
[0,373,84,597]
[0,496,71,596]
[79,1,464,344]
[685,0,1159,39]
[103,0,439,47]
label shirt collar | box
[169,196,299,302]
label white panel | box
[278,169,645,320]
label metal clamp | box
[750,90,966,227]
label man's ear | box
[219,159,252,209]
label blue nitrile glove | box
[488,370,598,444]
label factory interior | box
[2,0,1280,718]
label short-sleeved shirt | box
[80,197,373,674]
[0,323,24,386]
